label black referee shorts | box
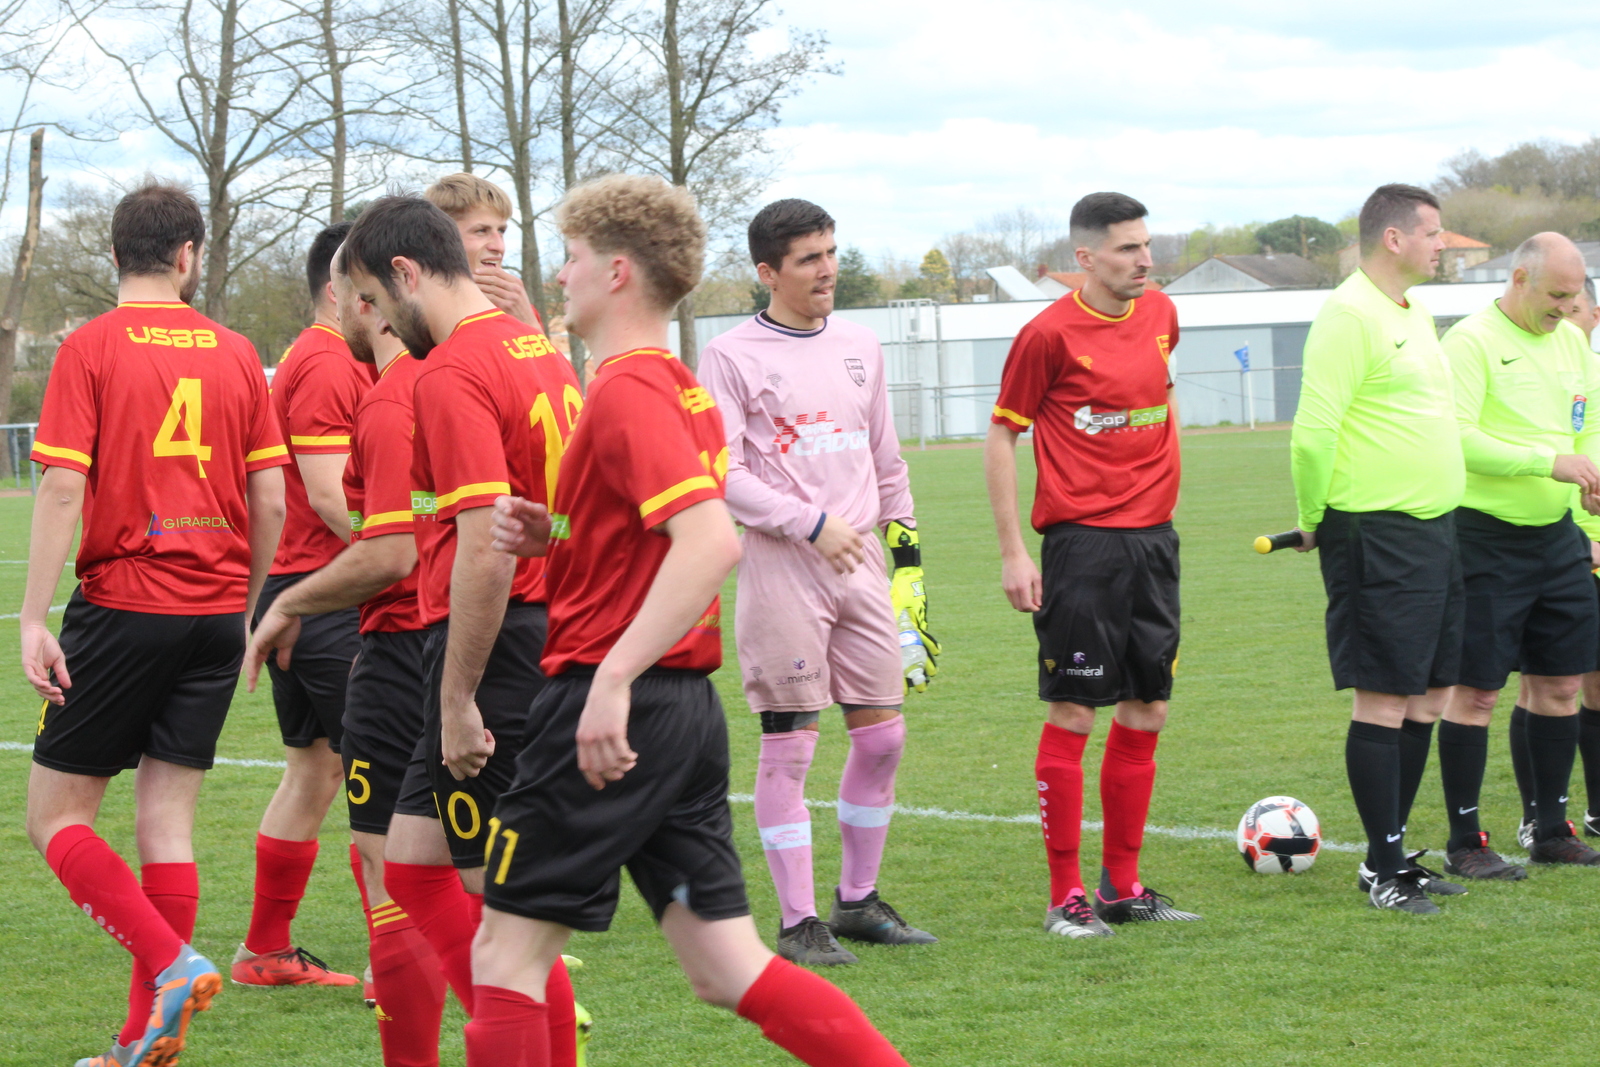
[1316,508,1463,695]
[33,589,244,777]
[254,572,360,751]
[421,600,548,869]
[1457,507,1597,690]
[484,668,750,932]
[341,629,430,835]
[1034,521,1180,707]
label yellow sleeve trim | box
[290,435,352,447]
[436,480,511,510]
[992,406,1034,428]
[245,444,290,463]
[639,475,718,519]
[32,442,93,467]
[361,509,414,528]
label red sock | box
[464,985,547,1067]
[545,957,576,1067]
[737,956,909,1067]
[245,834,319,954]
[118,862,199,1046]
[369,899,447,1067]
[45,826,182,976]
[350,843,372,912]
[1101,720,1160,899]
[1036,723,1088,907]
[386,861,477,1014]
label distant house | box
[1337,231,1493,282]
[1463,239,1600,283]
[1162,253,1324,295]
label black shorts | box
[484,669,750,932]
[341,629,430,835]
[1317,508,1463,695]
[254,573,360,751]
[1457,507,1597,689]
[1034,521,1180,707]
[33,589,244,777]
[421,601,548,868]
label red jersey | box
[343,353,424,633]
[31,301,289,614]
[541,348,728,677]
[410,309,579,625]
[992,288,1181,530]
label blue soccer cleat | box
[126,944,222,1066]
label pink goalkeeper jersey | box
[698,313,914,540]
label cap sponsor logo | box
[1073,403,1168,435]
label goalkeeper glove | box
[886,520,940,691]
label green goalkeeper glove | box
[886,520,940,692]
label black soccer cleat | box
[1444,831,1527,881]
[827,890,938,946]
[1528,822,1600,866]
[1369,869,1440,914]
[776,916,858,966]
[1092,886,1201,924]
[1585,811,1600,839]
[1356,850,1467,896]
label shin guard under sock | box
[118,862,199,1047]
[545,956,577,1067]
[1510,706,1536,823]
[755,729,819,928]
[1036,722,1087,906]
[838,716,905,902]
[385,861,477,1014]
[368,899,447,1067]
[1580,707,1600,819]
[1396,718,1433,834]
[45,826,183,975]
[1438,720,1488,850]
[1528,711,1581,839]
[736,956,910,1067]
[464,985,547,1067]
[245,833,319,954]
[1100,720,1159,899]
[1346,721,1405,880]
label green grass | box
[1,430,1595,1065]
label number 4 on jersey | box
[153,377,212,478]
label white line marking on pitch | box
[0,603,67,620]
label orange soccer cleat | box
[230,944,360,987]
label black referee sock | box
[1579,707,1600,819]
[1347,721,1405,880]
[1396,718,1434,836]
[1438,720,1488,851]
[1527,712,1581,841]
[1509,706,1535,824]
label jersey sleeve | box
[1445,325,1554,478]
[352,397,416,538]
[868,343,914,527]
[595,365,724,530]
[31,339,98,474]
[412,365,509,519]
[992,322,1056,432]
[243,356,290,470]
[286,352,363,454]
[1290,307,1368,531]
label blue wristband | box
[807,513,827,543]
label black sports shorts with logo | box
[33,588,244,777]
[1316,508,1463,695]
[484,668,750,932]
[341,628,429,835]
[1035,521,1180,707]
[1457,507,1597,690]
[410,600,548,868]
[254,572,360,751]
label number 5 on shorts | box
[347,760,372,804]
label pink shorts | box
[735,530,903,713]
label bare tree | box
[0,127,44,426]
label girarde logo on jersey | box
[772,411,869,455]
[1073,403,1168,436]
[125,326,218,349]
[145,511,232,536]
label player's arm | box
[21,465,85,703]
[246,466,287,624]
[439,505,514,780]
[297,452,354,543]
[1289,309,1368,545]
[578,497,741,790]
[984,421,1041,611]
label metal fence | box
[0,423,39,492]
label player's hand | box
[441,698,495,780]
[575,674,638,790]
[244,607,302,691]
[1000,552,1042,612]
[887,521,939,691]
[22,622,70,705]
[1591,539,1600,568]
[1294,527,1317,552]
[1583,494,1600,518]
[813,514,865,574]
[491,495,553,557]
[475,266,537,326]
[1552,454,1600,495]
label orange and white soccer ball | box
[1237,796,1321,874]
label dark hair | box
[340,195,471,296]
[111,181,205,277]
[1069,192,1148,248]
[307,221,353,302]
[1358,183,1440,255]
[748,198,835,270]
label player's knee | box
[683,967,741,1010]
[1535,676,1583,705]
[1463,687,1500,715]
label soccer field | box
[2,429,1596,1067]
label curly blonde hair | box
[555,174,705,309]
[424,173,513,221]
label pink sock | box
[756,729,818,929]
[838,716,905,902]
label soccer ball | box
[1236,796,1321,874]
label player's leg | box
[1437,684,1525,879]
[1576,573,1600,837]
[464,910,573,1066]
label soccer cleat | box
[1369,870,1440,914]
[1586,811,1600,838]
[74,1041,132,1067]
[574,999,593,1067]
[362,963,375,1008]
[1092,885,1201,924]
[231,943,360,987]
[827,889,938,945]
[1444,831,1527,881]
[1528,822,1600,866]
[1519,819,1536,851]
[1043,895,1115,939]
[1356,850,1467,896]
[125,944,222,1067]
[776,916,858,966]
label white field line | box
[0,602,67,620]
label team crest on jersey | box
[1075,355,1093,370]
[1156,334,1172,363]
[845,358,866,386]
[1575,395,1587,433]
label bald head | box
[1502,232,1590,335]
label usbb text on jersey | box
[125,325,219,348]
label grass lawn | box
[1,429,1596,1066]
